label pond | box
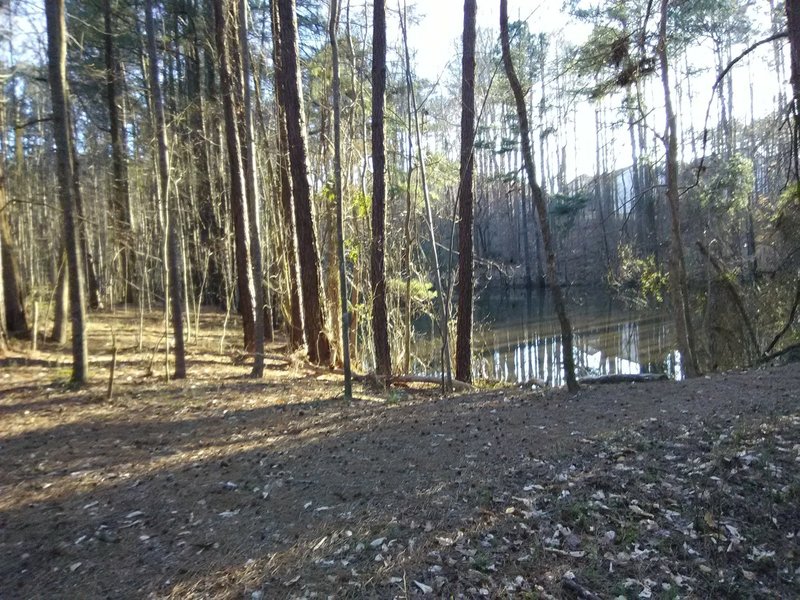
[414,288,682,385]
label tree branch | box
[763,278,800,357]
[696,241,759,358]
[694,31,789,185]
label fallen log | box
[390,374,473,392]
[309,367,473,392]
[578,373,668,384]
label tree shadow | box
[2,366,799,598]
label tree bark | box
[275,0,331,365]
[145,0,186,379]
[787,0,800,178]
[0,77,28,340]
[68,124,103,311]
[0,197,28,337]
[238,0,272,351]
[51,252,68,344]
[400,12,452,390]
[0,158,8,352]
[329,0,352,399]
[370,0,391,380]
[270,0,304,350]
[455,0,476,384]
[45,0,88,383]
[103,0,135,305]
[787,0,800,104]
[500,0,578,392]
[213,0,262,373]
[658,0,700,378]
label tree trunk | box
[238,0,272,350]
[145,0,186,379]
[270,0,304,349]
[213,0,262,372]
[400,11,452,389]
[455,0,476,383]
[329,0,352,399]
[275,0,331,365]
[658,0,699,378]
[68,125,103,311]
[103,0,135,305]
[787,0,800,178]
[400,5,416,375]
[51,252,68,344]
[0,198,28,337]
[500,0,578,392]
[788,0,800,104]
[45,0,88,383]
[370,0,391,380]
[771,0,788,109]
[0,159,8,353]
[185,4,222,306]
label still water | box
[414,288,682,385]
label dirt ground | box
[1,311,799,599]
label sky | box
[402,0,785,182]
[407,0,574,81]
[4,0,788,183]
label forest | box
[1,0,800,598]
[0,0,798,389]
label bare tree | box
[370,0,391,381]
[787,0,800,178]
[270,0,304,350]
[103,0,135,304]
[45,0,88,383]
[275,0,331,365]
[145,0,186,379]
[399,10,452,389]
[455,0,477,383]
[238,0,272,351]
[330,0,352,399]
[51,253,68,344]
[213,0,263,375]
[500,0,578,392]
[658,0,700,377]
[0,208,27,337]
[0,153,8,353]
[0,76,28,339]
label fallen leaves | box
[3,332,800,600]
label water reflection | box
[414,289,682,385]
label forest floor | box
[1,310,799,600]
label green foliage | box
[570,0,752,99]
[344,238,359,265]
[498,136,517,154]
[611,244,667,304]
[493,20,547,89]
[549,192,590,231]
[671,0,753,46]
[474,125,495,151]
[774,183,800,238]
[569,0,657,99]
[423,153,458,203]
[318,181,335,206]
[387,277,437,307]
[351,190,371,220]
[698,153,754,215]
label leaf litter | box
[1,317,799,599]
